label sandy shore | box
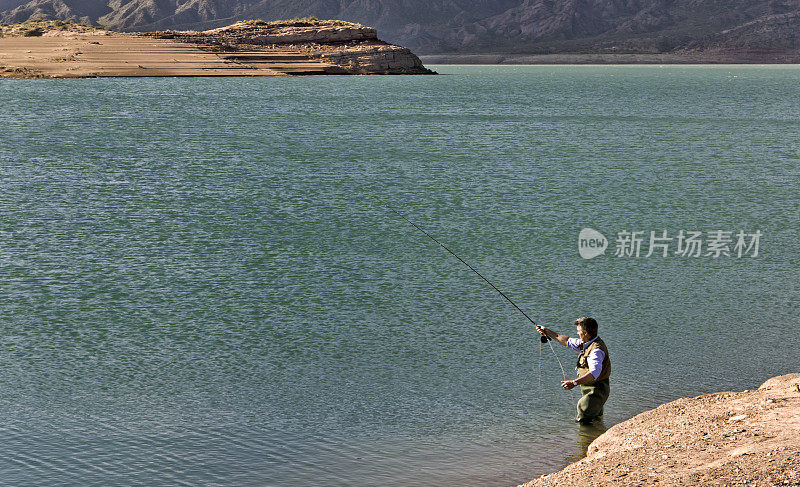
[0,33,291,77]
[519,373,800,486]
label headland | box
[0,18,434,78]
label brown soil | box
[520,374,800,487]
[0,33,286,77]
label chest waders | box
[575,338,611,422]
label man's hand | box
[561,380,577,390]
[537,325,569,347]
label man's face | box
[577,325,592,342]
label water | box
[0,65,798,486]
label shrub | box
[240,17,357,28]
[23,27,44,36]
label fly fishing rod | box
[379,199,567,379]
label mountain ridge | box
[2,0,799,56]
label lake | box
[0,65,798,486]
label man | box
[536,317,611,423]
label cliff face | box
[148,21,433,75]
[1,0,800,56]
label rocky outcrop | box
[0,19,434,77]
[317,44,428,75]
[145,21,435,75]
[519,373,800,487]
[206,22,379,45]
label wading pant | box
[577,378,610,422]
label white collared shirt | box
[566,336,605,379]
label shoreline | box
[0,20,434,78]
[420,52,800,65]
[519,373,800,486]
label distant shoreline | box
[420,51,800,65]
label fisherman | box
[535,317,610,423]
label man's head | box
[574,316,598,341]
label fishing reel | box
[540,335,550,343]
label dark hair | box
[574,316,598,338]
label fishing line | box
[379,199,567,381]
[538,338,542,391]
[546,337,566,380]
[538,338,575,407]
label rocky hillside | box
[1,0,800,55]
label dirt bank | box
[0,19,434,78]
[520,373,800,487]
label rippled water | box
[1,65,798,486]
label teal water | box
[0,65,798,486]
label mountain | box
[2,0,799,55]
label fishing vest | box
[576,337,611,383]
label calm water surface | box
[0,65,798,486]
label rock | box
[207,23,378,45]
[146,20,435,75]
[758,373,800,391]
[519,373,800,487]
